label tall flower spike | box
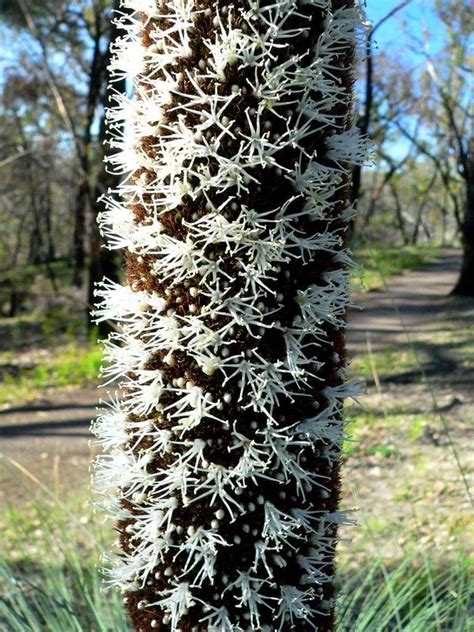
[93,1,366,630]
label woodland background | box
[0,1,472,630]
[1,0,473,319]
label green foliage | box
[343,405,436,460]
[2,555,470,632]
[39,308,85,343]
[355,346,419,381]
[47,345,102,387]
[0,344,101,406]
[368,443,401,459]
[353,245,440,293]
[0,262,74,313]
[0,560,128,632]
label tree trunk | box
[44,178,56,262]
[452,198,474,296]
[93,2,365,631]
[390,180,410,245]
[72,8,108,290]
[452,142,474,296]
[71,178,89,288]
[8,283,18,318]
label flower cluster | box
[92,1,365,630]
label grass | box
[3,554,471,632]
[0,308,85,350]
[337,554,472,631]
[0,523,127,632]
[343,406,417,457]
[0,306,99,406]
[353,345,420,381]
[0,488,471,632]
[0,472,126,630]
[352,244,440,293]
[0,343,102,407]
[0,561,128,632]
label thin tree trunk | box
[8,283,18,318]
[351,1,412,228]
[411,171,437,245]
[71,178,89,287]
[72,7,108,289]
[452,139,474,296]
[390,180,409,245]
[87,0,124,333]
[452,187,474,295]
[44,178,56,262]
[441,191,448,245]
[13,116,43,265]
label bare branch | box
[16,0,81,161]
[371,0,413,40]
[0,149,34,168]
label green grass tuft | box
[337,553,473,631]
[0,491,472,632]
[0,560,128,632]
[0,490,126,632]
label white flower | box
[189,463,244,519]
[204,18,252,81]
[150,582,195,631]
[262,502,303,550]
[198,605,234,631]
[124,370,165,416]
[224,571,277,628]
[175,526,230,586]
[91,404,128,450]
[164,386,224,434]
[276,585,321,630]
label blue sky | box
[364,0,443,58]
[365,0,436,33]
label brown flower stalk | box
[93,1,366,630]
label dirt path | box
[349,248,466,352]
[342,249,474,562]
[0,387,102,500]
[1,249,471,508]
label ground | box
[341,248,473,564]
[0,249,472,566]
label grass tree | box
[93,1,366,630]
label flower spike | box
[93,1,366,630]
